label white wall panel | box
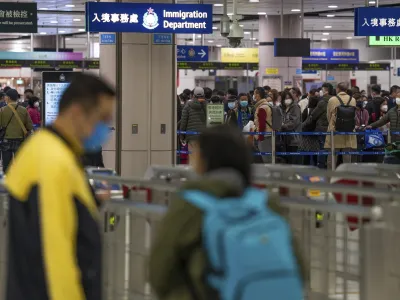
[151,151,173,166]
[121,151,148,177]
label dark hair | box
[308,96,319,109]
[183,89,191,97]
[263,86,271,92]
[322,82,333,95]
[309,88,317,96]
[238,93,247,99]
[24,89,34,95]
[352,86,360,93]
[210,95,222,104]
[204,87,212,99]
[371,84,381,95]
[290,87,301,97]
[198,124,252,187]
[254,87,266,99]
[353,92,362,101]
[390,85,399,95]
[3,86,11,93]
[346,89,353,98]
[270,89,279,102]
[337,82,348,92]
[28,96,39,108]
[227,88,238,97]
[58,74,115,114]
[381,90,390,98]
[217,90,225,97]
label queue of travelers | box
[178,82,400,167]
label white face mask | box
[34,102,39,108]
[319,90,324,97]
[396,98,400,105]
[284,99,293,106]
[363,101,368,108]
[381,105,388,112]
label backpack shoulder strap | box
[183,190,216,212]
[336,95,345,106]
[346,97,354,106]
[9,104,27,135]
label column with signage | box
[258,15,302,90]
[87,1,212,176]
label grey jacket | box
[311,94,330,132]
[282,103,301,146]
[371,107,400,141]
[180,99,207,142]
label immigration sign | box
[86,2,213,34]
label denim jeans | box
[317,135,327,169]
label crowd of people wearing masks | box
[178,82,400,167]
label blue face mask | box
[240,101,248,107]
[83,122,110,151]
[228,102,236,109]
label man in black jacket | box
[310,82,332,169]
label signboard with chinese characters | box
[153,33,173,44]
[302,49,359,64]
[177,62,258,70]
[302,63,325,71]
[368,36,400,47]
[0,59,99,69]
[356,63,390,71]
[86,2,213,34]
[265,68,279,75]
[177,46,208,61]
[354,7,400,36]
[221,48,259,63]
[0,2,37,33]
[100,33,116,45]
[0,51,83,61]
[206,104,224,127]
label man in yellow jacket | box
[5,73,115,300]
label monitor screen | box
[44,82,70,125]
[274,38,311,57]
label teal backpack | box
[183,188,303,300]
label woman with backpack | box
[149,125,305,300]
[281,91,301,164]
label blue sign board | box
[327,75,335,81]
[177,46,208,62]
[153,33,173,44]
[86,2,213,34]
[100,33,116,45]
[295,68,302,75]
[302,49,359,64]
[302,70,317,74]
[355,7,400,36]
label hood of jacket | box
[189,98,206,110]
[181,168,246,198]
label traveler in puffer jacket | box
[180,87,207,163]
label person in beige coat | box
[324,82,357,170]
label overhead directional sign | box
[302,49,359,64]
[221,48,258,63]
[177,46,208,62]
[368,36,400,47]
[86,2,213,34]
[354,7,400,36]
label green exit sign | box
[369,36,400,47]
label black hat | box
[6,89,19,101]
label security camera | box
[220,14,230,37]
[227,19,243,48]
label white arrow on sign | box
[198,49,206,58]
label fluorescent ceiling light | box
[257,12,267,15]
[39,32,47,35]
[291,9,301,12]
[216,44,222,47]
[197,34,201,38]
[370,61,376,63]
[239,24,244,27]
[321,38,328,41]
[208,40,214,43]
[250,37,257,40]
[227,13,233,16]
[50,20,58,24]
[212,26,217,30]
[73,18,81,22]
[255,42,259,45]
[322,32,330,35]
[244,31,251,34]
[78,29,85,32]
[324,25,332,28]
[39,8,49,10]
[369,1,376,4]
[65,4,75,8]
[59,30,66,33]
[214,4,223,7]
[65,38,71,41]
[346,36,353,39]
[327,14,335,17]
[328,5,338,8]
[249,0,259,2]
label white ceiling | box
[0,0,396,50]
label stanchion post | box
[388,128,391,144]
[272,131,276,164]
[330,131,336,170]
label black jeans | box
[2,139,23,173]
[317,135,327,169]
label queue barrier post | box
[330,131,336,171]
[272,130,276,165]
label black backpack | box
[335,96,356,132]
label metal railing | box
[1,165,400,300]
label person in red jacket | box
[27,96,41,127]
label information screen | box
[44,82,69,125]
